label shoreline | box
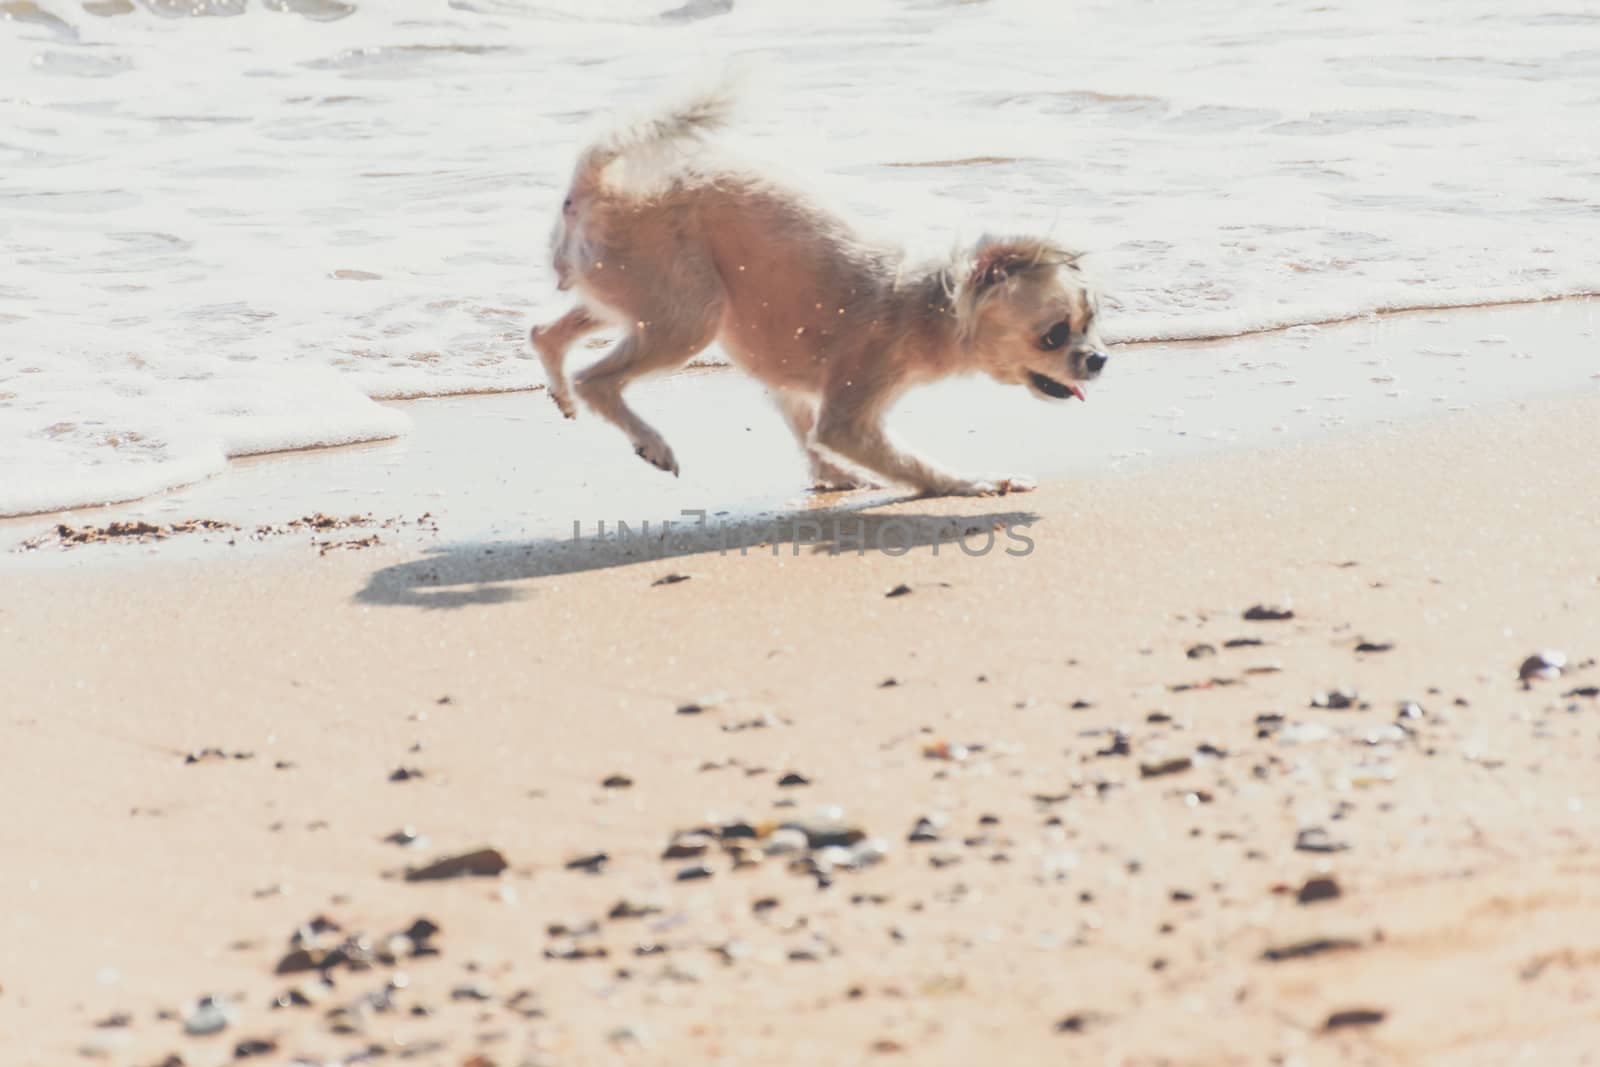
[4,297,1596,568]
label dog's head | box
[952,236,1107,402]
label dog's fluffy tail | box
[572,78,738,193]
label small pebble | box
[1324,1008,1387,1030]
[1297,877,1343,905]
[1139,756,1192,778]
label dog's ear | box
[969,240,1036,293]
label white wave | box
[2,0,1598,514]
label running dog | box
[530,84,1107,496]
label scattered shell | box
[1186,643,1217,659]
[1280,722,1332,745]
[184,748,254,764]
[907,816,944,843]
[1310,688,1360,710]
[783,815,867,849]
[663,832,714,859]
[1519,650,1567,684]
[182,994,235,1036]
[763,828,809,855]
[1294,828,1350,853]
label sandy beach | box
[4,307,1600,1065]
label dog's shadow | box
[356,501,1041,609]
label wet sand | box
[3,309,1600,1065]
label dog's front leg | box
[813,407,1032,498]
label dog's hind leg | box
[773,391,877,491]
[530,305,603,418]
[574,302,723,477]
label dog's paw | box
[809,479,878,493]
[996,474,1036,494]
[548,389,577,420]
[937,475,1036,498]
[809,470,880,492]
[633,438,680,477]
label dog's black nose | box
[1085,351,1108,374]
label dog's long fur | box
[530,84,1108,496]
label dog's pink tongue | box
[1070,383,1087,402]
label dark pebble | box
[652,573,691,586]
[404,847,508,881]
[1243,604,1294,621]
[1139,756,1192,778]
[1261,937,1360,962]
[1296,877,1343,905]
[1355,641,1393,653]
[451,983,493,1002]
[907,817,942,844]
[1186,644,1217,659]
[1096,730,1132,757]
[777,772,812,787]
[601,774,634,789]
[675,864,713,882]
[234,1038,277,1057]
[564,851,609,874]
[1055,1012,1106,1034]
[1324,1008,1386,1030]
[1224,637,1265,648]
[885,584,913,598]
[388,766,424,782]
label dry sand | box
[3,324,1600,1065]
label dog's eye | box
[1039,322,1072,351]
[562,197,574,212]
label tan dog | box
[530,84,1107,496]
